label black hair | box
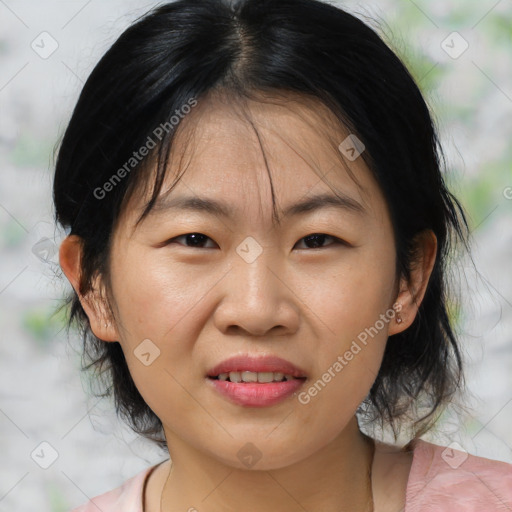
[53,0,470,450]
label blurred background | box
[0,0,511,510]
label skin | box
[59,92,437,512]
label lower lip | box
[207,377,306,407]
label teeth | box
[241,371,258,382]
[215,371,297,383]
[229,371,241,383]
[257,372,274,383]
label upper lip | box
[207,355,307,378]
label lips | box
[206,355,307,407]
[206,355,308,380]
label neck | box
[160,417,374,512]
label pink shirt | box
[71,439,512,511]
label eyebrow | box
[144,191,367,220]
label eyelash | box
[164,232,348,250]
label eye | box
[294,233,344,250]
[164,232,346,250]
[166,232,218,249]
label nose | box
[212,246,300,338]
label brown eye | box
[295,233,343,250]
[166,233,217,249]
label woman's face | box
[102,95,401,469]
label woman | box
[54,0,512,510]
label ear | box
[388,229,437,335]
[59,234,119,342]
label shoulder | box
[68,464,161,512]
[405,438,512,511]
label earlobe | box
[59,234,119,342]
[388,230,438,336]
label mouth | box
[206,355,307,407]
[208,371,306,383]
[206,354,308,380]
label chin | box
[202,435,320,471]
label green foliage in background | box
[374,0,512,437]
[10,132,54,168]
[21,301,68,349]
[379,1,512,233]
[0,216,27,248]
[47,484,70,512]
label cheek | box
[294,244,395,411]
[108,252,213,401]
[302,244,396,343]
[292,259,394,444]
[111,250,216,343]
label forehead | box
[172,92,365,191]
[122,91,387,231]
